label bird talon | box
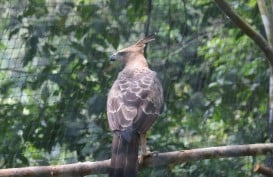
[139,151,159,165]
[151,151,159,157]
[139,155,144,165]
[145,151,158,156]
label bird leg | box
[139,133,147,165]
[139,133,158,165]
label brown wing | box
[107,69,163,134]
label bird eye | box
[118,52,127,56]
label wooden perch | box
[253,164,273,176]
[0,143,273,177]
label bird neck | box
[124,55,148,70]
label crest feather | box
[135,34,156,48]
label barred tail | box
[109,131,139,177]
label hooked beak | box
[110,54,117,61]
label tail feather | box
[109,131,139,177]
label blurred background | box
[0,0,269,176]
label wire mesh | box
[0,0,268,176]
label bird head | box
[110,34,155,64]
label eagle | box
[107,34,164,177]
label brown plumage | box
[107,34,164,177]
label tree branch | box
[257,1,273,169]
[144,0,152,56]
[0,143,273,177]
[253,164,273,176]
[214,0,273,67]
[257,0,273,47]
[0,68,31,74]
[0,160,110,177]
[144,0,152,37]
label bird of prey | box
[107,34,164,177]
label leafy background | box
[0,0,269,176]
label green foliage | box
[0,0,269,176]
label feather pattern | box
[109,132,139,177]
[107,68,163,134]
[107,35,163,177]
